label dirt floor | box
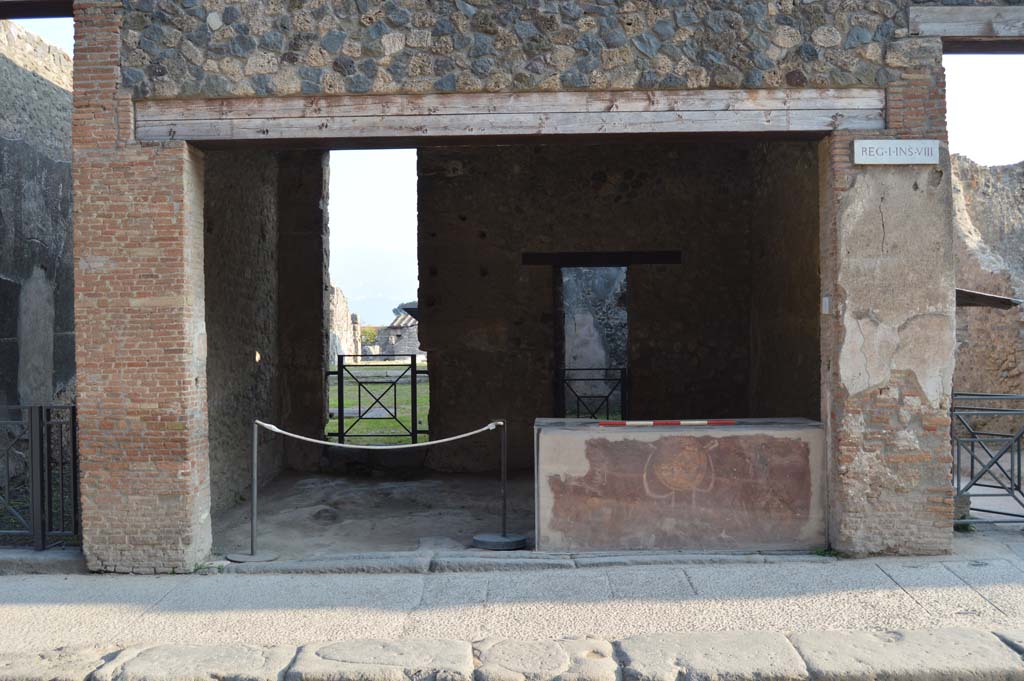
[212,472,535,560]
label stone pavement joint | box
[7,629,1024,681]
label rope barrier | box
[227,418,516,563]
[255,419,502,449]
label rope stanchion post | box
[472,419,528,551]
[225,421,279,563]
[226,418,522,557]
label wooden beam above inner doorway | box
[0,0,72,18]
[910,7,1024,53]
[523,252,682,267]
[134,89,885,144]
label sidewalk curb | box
[4,628,1024,681]
[212,550,837,575]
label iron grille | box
[951,392,1024,524]
[557,367,629,420]
[325,354,429,444]
[0,405,79,549]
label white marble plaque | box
[854,139,941,165]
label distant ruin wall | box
[327,285,359,362]
[953,154,1024,398]
[0,21,73,406]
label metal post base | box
[225,552,279,563]
[472,533,528,551]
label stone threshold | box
[0,547,87,575]
[211,549,837,575]
[7,628,1024,681]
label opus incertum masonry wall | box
[67,0,988,571]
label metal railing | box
[325,354,429,444]
[0,405,79,549]
[951,392,1024,524]
[557,367,629,420]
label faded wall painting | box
[535,419,826,551]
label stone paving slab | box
[618,632,808,681]
[789,628,1024,680]
[474,638,617,681]
[9,629,1024,681]
[0,646,117,681]
[287,640,472,681]
[91,644,295,681]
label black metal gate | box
[557,367,629,420]
[325,355,428,444]
[951,392,1024,524]
[0,405,79,549]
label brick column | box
[73,1,211,572]
[819,36,955,555]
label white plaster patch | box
[839,309,899,398]
[892,312,955,408]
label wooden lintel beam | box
[0,0,73,18]
[910,7,1024,42]
[134,89,885,143]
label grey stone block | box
[288,640,473,681]
[92,644,295,681]
[573,553,767,569]
[475,638,616,681]
[431,555,575,573]
[220,554,432,575]
[0,548,88,575]
[0,646,116,681]
[618,632,808,681]
[789,629,1024,680]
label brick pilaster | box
[73,0,211,572]
[819,57,955,554]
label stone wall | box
[328,285,360,362]
[204,150,282,515]
[952,155,1024,399]
[120,0,939,100]
[277,151,330,473]
[418,141,820,471]
[0,21,74,407]
[824,132,956,556]
[376,323,421,356]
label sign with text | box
[854,139,941,165]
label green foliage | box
[361,326,380,345]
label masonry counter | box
[534,418,827,552]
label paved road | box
[4,529,1024,653]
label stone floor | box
[212,472,536,560]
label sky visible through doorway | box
[11,19,1024,323]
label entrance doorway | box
[558,266,629,420]
[204,136,825,560]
